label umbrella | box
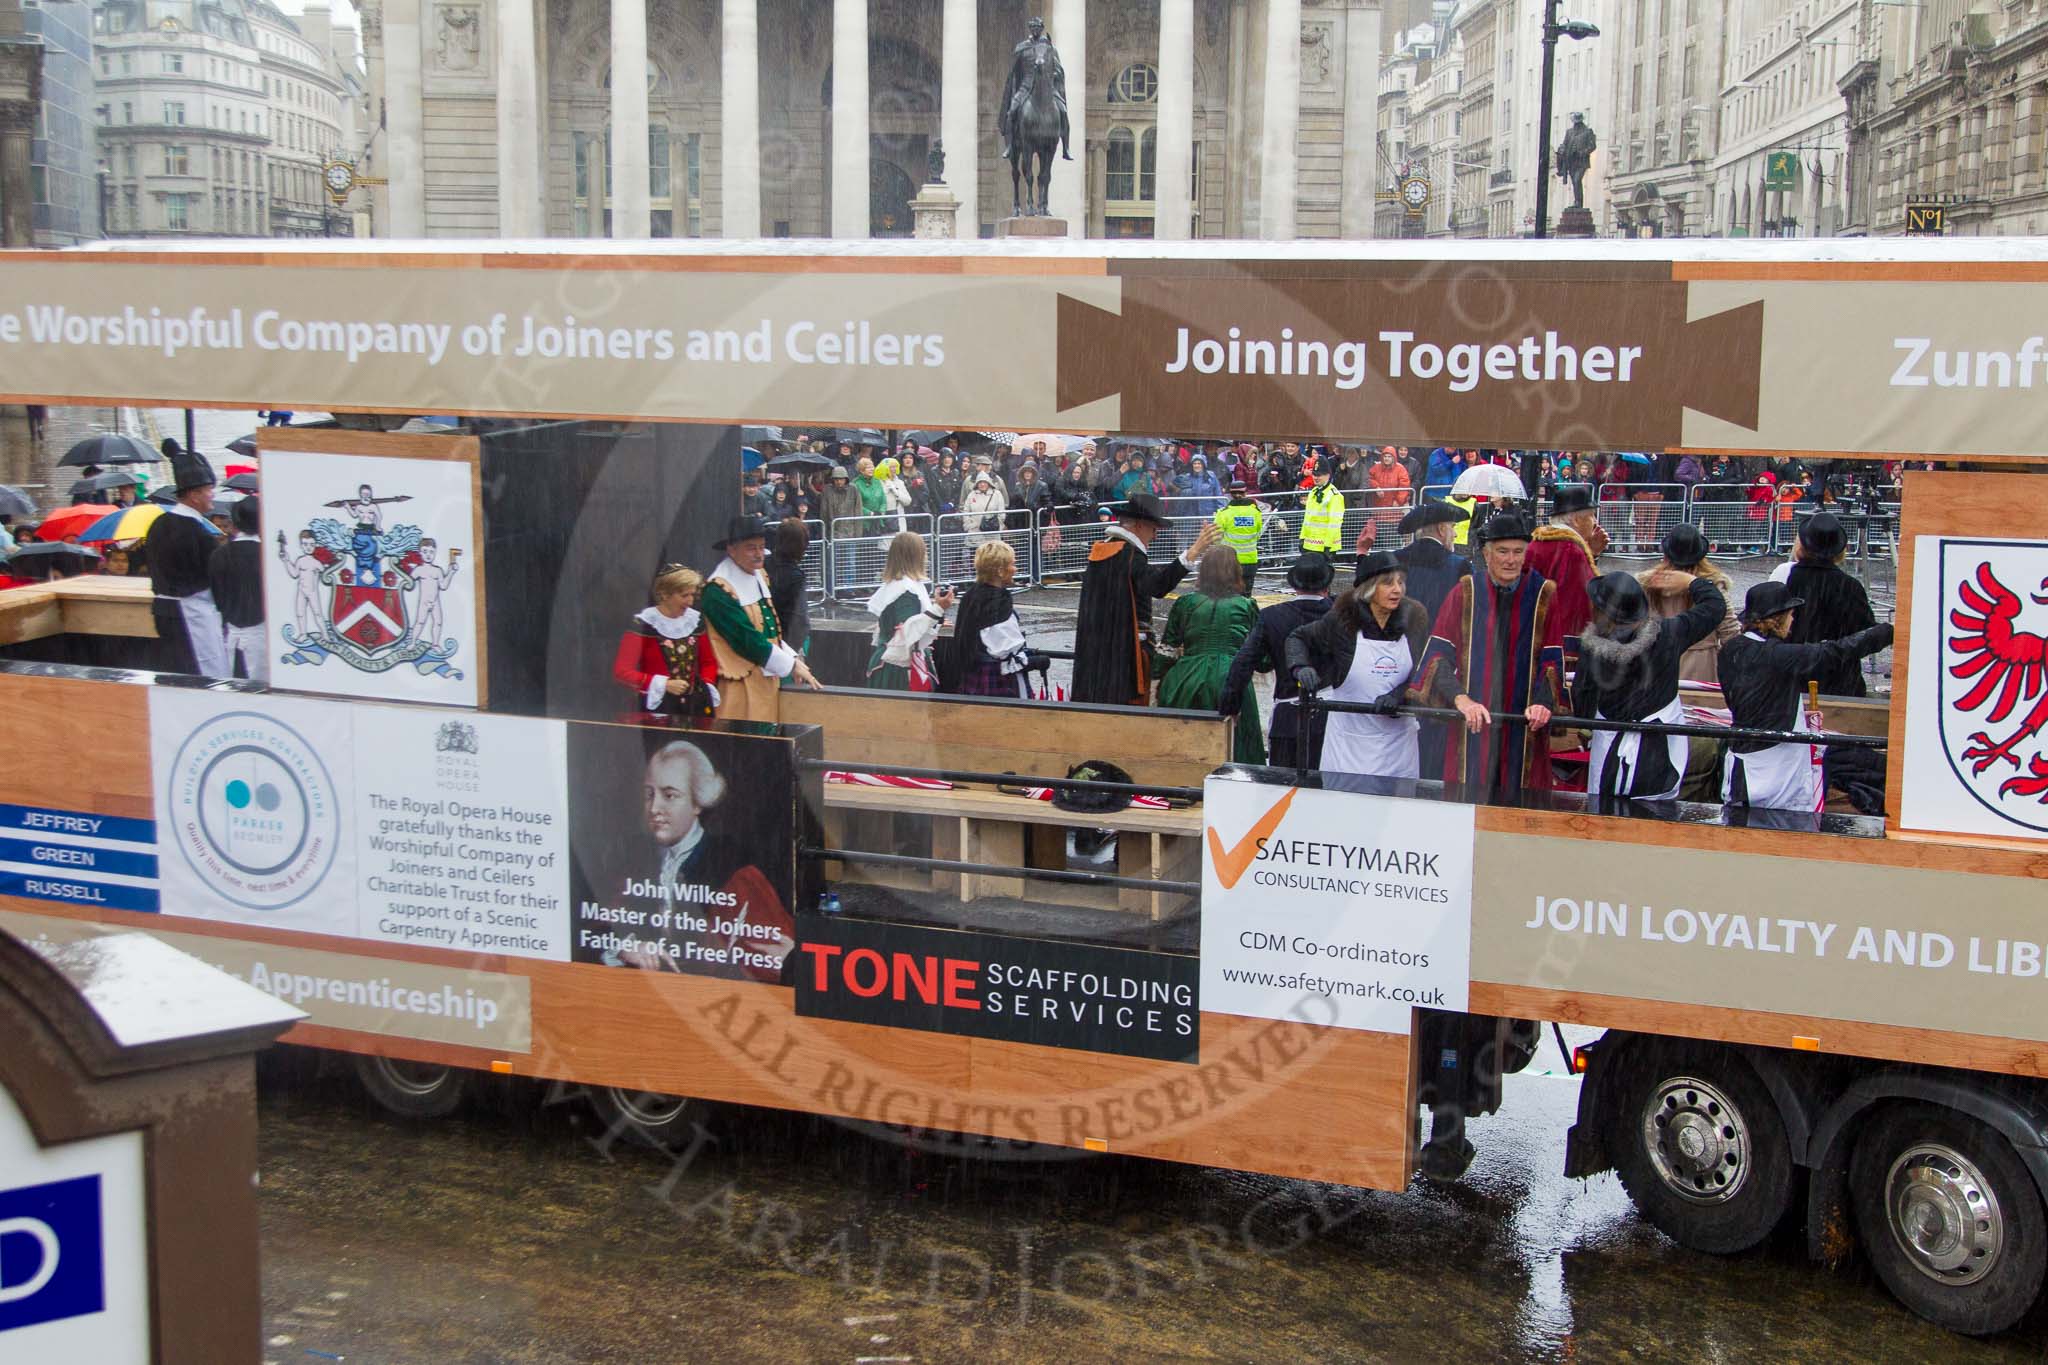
[147,487,179,506]
[1110,436,1172,452]
[949,429,1021,451]
[8,541,102,575]
[35,504,121,541]
[831,428,887,450]
[64,479,101,503]
[1615,451,1654,467]
[1450,463,1528,500]
[227,434,260,457]
[0,486,36,519]
[82,470,146,494]
[224,462,257,477]
[765,450,835,472]
[741,446,765,471]
[223,472,260,492]
[739,425,786,449]
[77,504,163,544]
[57,433,160,468]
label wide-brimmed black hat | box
[1118,492,1169,525]
[1051,759,1136,815]
[1799,511,1847,560]
[1588,571,1650,629]
[1742,581,1805,624]
[1550,485,1595,517]
[169,447,216,493]
[1287,553,1334,593]
[1661,523,1710,569]
[1473,511,1535,544]
[1353,551,1403,587]
[1398,499,1470,535]
[714,514,771,551]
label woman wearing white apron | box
[1571,570,1727,803]
[1719,581,1895,810]
[1284,553,1436,779]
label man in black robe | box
[1219,553,1333,768]
[1571,571,1726,803]
[1779,512,1878,697]
[209,495,267,683]
[1071,493,1217,705]
[1395,501,1473,775]
[1721,582,1894,812]
[144,447,228,677]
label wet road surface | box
[255,1039,2037,1363]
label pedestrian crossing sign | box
[1764,152,1799,189]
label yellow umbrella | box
[77,503,163,544]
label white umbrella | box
[1015,433,1082,460]
[1449,463,1527,500]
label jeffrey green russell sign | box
[1200,777,1473,1034]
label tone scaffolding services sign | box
[1199,778,1473,1034]
[1899,535,2048,842]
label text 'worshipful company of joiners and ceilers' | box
[0,305,948,369]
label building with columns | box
[359,0,1390,241]
[1603,0,1722,237]
[1710,0,1853,238]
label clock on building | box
[1400,176,1431,211]
[322,161,356,200]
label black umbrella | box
[223,472,260,492]
[147,487,179,506]
[765,451,835,472]
[899,429,953,448]
[0,486,35,519]
[82,470,147,494]
[65,479,99,504]
[948,429,1021,451]
[1111,436,1172,452]
[227,434,260,458]
[57,433,160,468]
[832,428,887,450]
[740,424,786,449]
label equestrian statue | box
[997,17,1072,217]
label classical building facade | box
[1841,0,2048,237]
[357,0,1389,241]
[1710,0,1853,237]
[24,0,100,244]
[90,0,351,238]
[1603,0,1722,236]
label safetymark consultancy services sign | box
[1200,778,1473,1033]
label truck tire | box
[352,1054,469,1120]
[1612,1044,1794,1255]
[1850,1104,2046,1335]
[591,1087,697,1151]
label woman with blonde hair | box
[612,563,719,717]
[865,531,954,690]
[877,456,913,530]
[1159,545,1265,763]
[944,540,1041,697]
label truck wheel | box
[591,1087,697,1151]
[1850,1105,2046,1335]
[1612,1045,1793,1254]
[352,1054,468,1120]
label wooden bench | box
[0,576,158,646]
[780,688,1229,919]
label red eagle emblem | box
[1948,561,2048,799]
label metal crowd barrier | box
[825,512,933,599]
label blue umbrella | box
[741,446,765,470]
[1616,451,1653,466]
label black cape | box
[145,507,215,599]
[1072,536,1190,705]
[1720,624,1894,755]
[1783,562,1877,696]
[208,538,265,629]
[1221,594,1331,745]
[1570,577,1726,797]
[1395,537,1472,624]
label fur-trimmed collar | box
[1579,616,1662,667]
[1533,522,1595,567]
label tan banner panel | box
[1472,830,2048,1044]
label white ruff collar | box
[635,605,701,639]
[711,557,767,605]
[866,578,932,617]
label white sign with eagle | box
[1901,535,2048,840]
[261,448,479,707]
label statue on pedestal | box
[1556,112,1598,210]
[996,17,1071,217]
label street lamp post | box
[1531,0,1600,240]
[95,158,110,238]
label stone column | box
[1087,133,1107,235]
[1259,0,1300,238]
[496,0,542,236]
[2015,87,2039,196]
[831,0,867,237]
[1155,0,1194,239]
[611,0,650,237]
[1049,0,1086,234]
[0,102,31,248]
[385,0,426,236]
[721,0,760,236]
[1340,0,1379,238]
[940,0,976,238]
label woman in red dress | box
[613,564,720,718]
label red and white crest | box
[1937,539,2048,834]
[330,582,409,653]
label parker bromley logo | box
[1941,539,2048,833]
[276,482,465,680]
[164,709,340,910]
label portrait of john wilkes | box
[621,738,793,981]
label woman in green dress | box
[1159,545,1266,764]
[865,530,954,690]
